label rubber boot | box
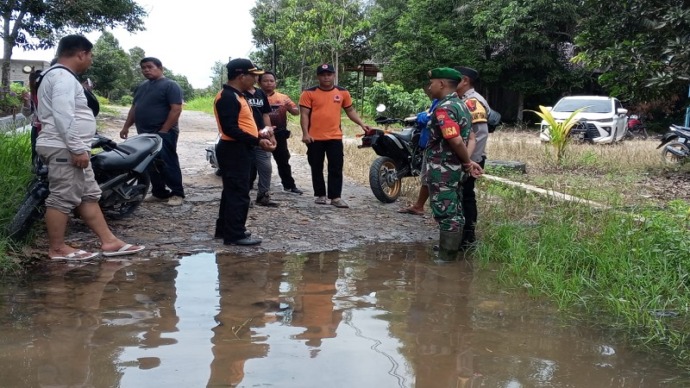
[437,230,462,262]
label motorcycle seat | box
[92,135,160,171]
[390,127,415,143]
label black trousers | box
[271,130,296,190]
[306,140,343,199]
[460,156,486,243]
[215,140,252,242]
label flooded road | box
[0,244,687,387]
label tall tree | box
[574,0,690,104]
[0,0,146,87]
[87,32,132,101]
[251,0,371,88]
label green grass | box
[0,129,34,275]
[474,179,690,365]
[184,95,215,115]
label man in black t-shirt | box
[120,57,185,206]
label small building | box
[4,58,51,86]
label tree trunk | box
[334,52,339,85]
[2,14,13,88]
[517,92,524,122]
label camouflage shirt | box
[424,92,472,168]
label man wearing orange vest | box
[213,59,275,246]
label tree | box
[87,32,132,101]
[0,0,146,87]
[251,0,371,89]
[574,0,690,105]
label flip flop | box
[50,250,100,261]
[397,207,424,216]
[102,244,145,257]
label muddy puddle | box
[0,244,687,387]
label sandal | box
[397,206,424,215]
[50,250,100,261]
[331,198,349,208]
[315,196,327,205]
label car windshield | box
[553,99,612,114]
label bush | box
[119,95,133,106]
[363,82,430,118]
[0,83,28,116]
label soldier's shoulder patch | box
[465,99,477,112]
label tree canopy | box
[1,0,146,86]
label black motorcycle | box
[657,124,690,165]
[6,133,163,242]
[359,105,424,203]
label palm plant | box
[529,105,585,164]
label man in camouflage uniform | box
[423,67,482,261]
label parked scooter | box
[657,124,690,164]
[6,133,163,242]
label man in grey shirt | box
[36,35,144,260]
[120,57,185,206]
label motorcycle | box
[205,135,222,176]
[6,133,163,242]
[624,115,649,140]
[359,104,424,203]
[657,124,690,165]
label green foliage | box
[87,32,133,101]
[476,182,690,366]
[574,0,690,104]
[363,82,429,118]
[183,96,215,115]
[528,105,584,163]
[251,0,372,88]
[0,0,146,87]
[0,130,33,230]
[0,84,28,116]
[119,95,133,106]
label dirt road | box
[32,108,437,258]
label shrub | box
[363,82,429,118]
[0,83,28,116]
[119,95,133,106]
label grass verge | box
[0,128,34,275]
[473,178,690,366]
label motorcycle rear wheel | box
[369,156,402,203]
[101,172,151,220]
[6,189,45,243]
[660,142,689,165]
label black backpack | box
[36,65,100,117]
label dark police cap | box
[226,58,264,75]
[428,67,462,81]
[454,66,479,81]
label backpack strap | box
[36,65,100,117]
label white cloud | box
[8,0,257,89]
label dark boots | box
[437,230,463,261]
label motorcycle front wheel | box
[660,142,689,165]
[369,156,402,203]
[101,172,151,220]
[6,188,45,242]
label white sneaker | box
[167,196,184,206]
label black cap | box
[454,66,479,81]
[227,58,265,76]
[316,63,335,74]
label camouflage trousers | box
[425,165,467,232]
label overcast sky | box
[11,0,257,89]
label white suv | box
[539,96,628,144]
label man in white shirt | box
[35,35,144,261]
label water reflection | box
[0,245,687,387]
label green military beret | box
[428,67,462,81]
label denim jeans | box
[148,130,184,198]
[306,140,344,199]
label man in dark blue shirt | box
[120,57,185,206]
